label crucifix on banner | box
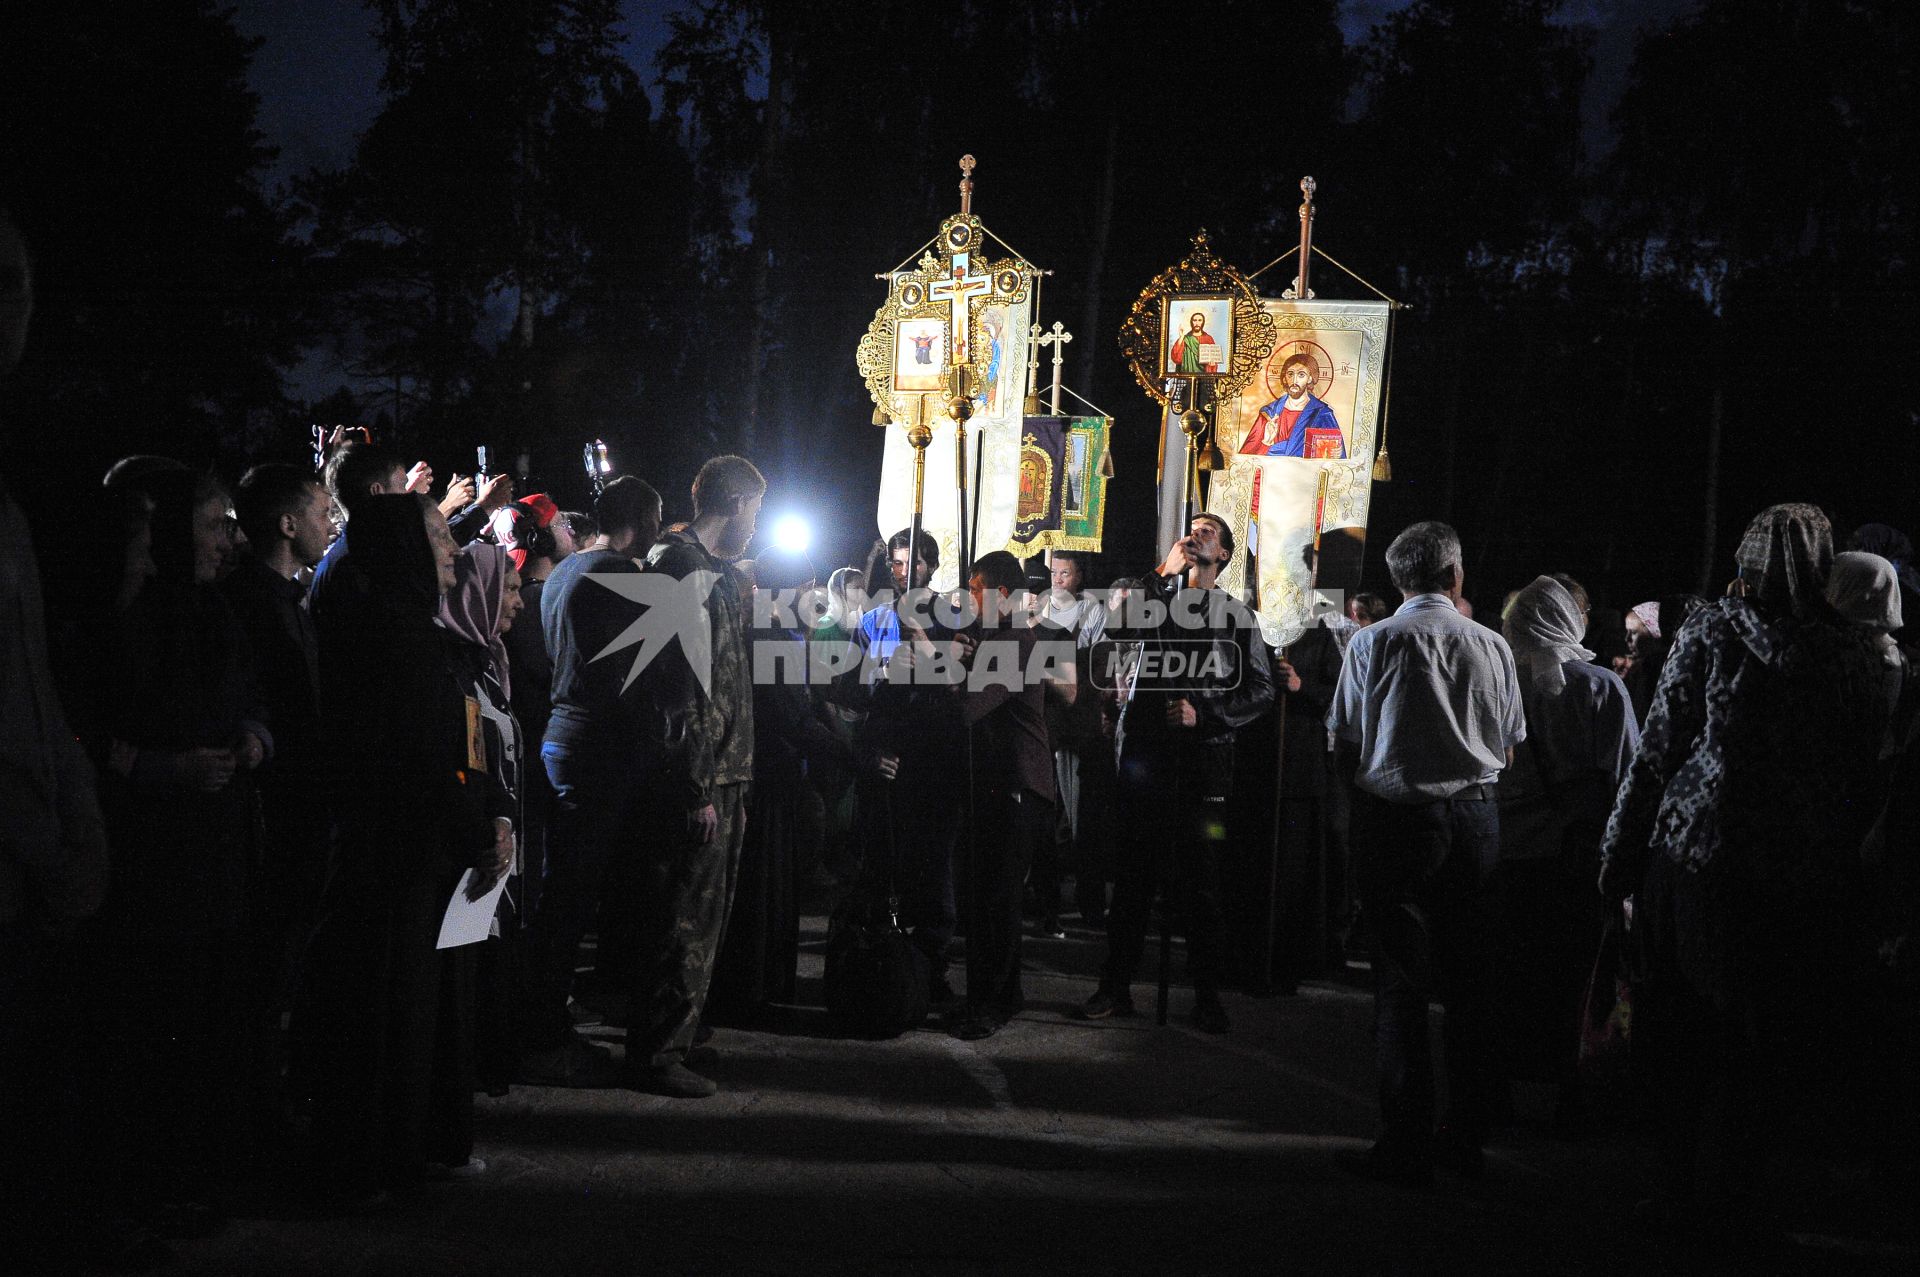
[856,155,1046,587]
[929,252,993,367]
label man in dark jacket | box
[517,476,661,1084]
[1081,513,1274,1033]
[227,463,334,1053]
[945,551,1062,1040]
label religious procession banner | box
[873,292,1032,588]
[1202,297,1391,648]
[861,159,1042,593]
[1005,414,1112,557]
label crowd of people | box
[4,205,1918,1266]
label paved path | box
[171,914,1909,1275]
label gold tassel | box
[1023,392,1040,416]
[1197,441,1228,472]
[872,404,888,426]
[1371,445,1392,482]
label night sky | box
[7,1,1905,607]
[237,0,1677,401]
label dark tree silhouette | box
[0,0,309,483]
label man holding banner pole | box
[1080,514,1272,1033]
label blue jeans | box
[522,740,647,1047]
[1352,789,1501,1154]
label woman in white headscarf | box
[1827,550,1911,732]
[1495,574,1640,1132]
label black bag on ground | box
[823,896,928,1039]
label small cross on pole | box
[1037,321,1073,415]
[1289,175,1317,301]
[958,154,976,216]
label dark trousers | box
[1229,795,1329,990]
[1324,768,1356,952]
[860,780,958,978]
[631,782,746,1070]
[1104,785,1229,996]
[1352,789,1500,1154]
[523,740,644,1047]
[965,789,1053,1016]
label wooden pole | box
[1294,177,1317,301]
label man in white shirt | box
[1328,521,1524,1186]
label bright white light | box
[771,514,812,555]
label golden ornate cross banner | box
[856,157,1039,428]
[856,156,1047,587]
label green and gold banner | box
[1005,414,1110,557]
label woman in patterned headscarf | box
[1599,503,1890,1247]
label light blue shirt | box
[854,601,906,689]
[1328,593,1526,802]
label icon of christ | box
[1241,352,1344,458]
[1169,309,1221,374]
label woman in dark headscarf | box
[89,469,268,1232]
[301,495,511,1200]
[436,542,527,1094]
[1599,503,1890,1249]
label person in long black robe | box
[302,494,510,1199]
[709,603,854,1019]
[1228,621,1342,993]
[88,469,270,1225]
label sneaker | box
[1079,987,1135,1020]
[513,1034,619,1088]
[1038,915,1067,940]
[1192,996,1232,1035]
[629,1062,718,1099]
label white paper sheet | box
[437,869,510,949]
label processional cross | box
[929,253,992,367]
[1037,321,1073,415]
[855,154,1042,580]
[925,156,993,367]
